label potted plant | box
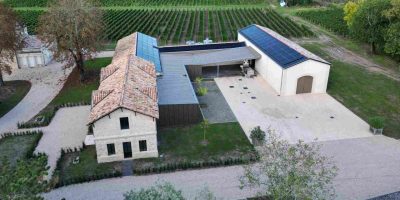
[250,126,266,146]
[369,116,385,135]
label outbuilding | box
[238,24,330,95]
[16,30,52,68]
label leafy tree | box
[0,2,23,86]
[240,130,338,200]
[124,182,185,200]
[383,0,400,62]
[343,0,363,26]
[0,155,48,200]
[349,0,391,54]
[37,0,104,81]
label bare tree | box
[37,0,104,81]
[0,3,23,86]
[240,129,338,200]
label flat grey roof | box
[157,46,260,105]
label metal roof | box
[136,33,162,72]
[157,46,261,105]
[239,25,324,69]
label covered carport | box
[160,46,261,81]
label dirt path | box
[289,15,400,81]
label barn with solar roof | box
[238,24,331,95]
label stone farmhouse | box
[88,24,330,163]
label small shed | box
[238,24,331,95]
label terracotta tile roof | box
[88,33,159,124]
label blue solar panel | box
[136,33,162,72]
[158,42,246,53]
[239,25,307,68]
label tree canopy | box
[383,0,400,60]
[240,129,338,200]
[0,2,23,86]
[0,155,48,200]
[37,0,104,81]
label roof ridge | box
[137,86,157,101]
[100,65,119,82]
[91,89,114,107]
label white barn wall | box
[93,108,158,163]
[282,60,330,95]
[238,33,283,94]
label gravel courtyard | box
[215,76,372,143]
[197,81,237,123]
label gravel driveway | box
[43,136,400,200]
[0,61,72,134]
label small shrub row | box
[17,101,90,129]
[0,130,43,159]
[133,154,259,175]
[55,171,122,188]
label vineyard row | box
[17,8,314,45]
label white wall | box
[93,108,158,163]
[17,49,52,68]
[282,59,330,95]
[238,33,283,95]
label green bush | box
[250,126,266,145]
[369,116,385,129]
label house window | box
[139,140,147,152]
[107,143,115,155]
[120,117,129,130]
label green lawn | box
[0,133,42,166]
[0,80,31,118]
[302,43,400,138]
[56,146,121,185]
[134,122,255,170]
[28,57,112,124]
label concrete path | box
[43,135,400,200]
[34,106,91,178]
[0,61,72,134]
[215,76,372,143]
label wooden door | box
[123,142,132,158]
[296,76,313,94]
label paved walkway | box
[197,81,237,123]
[0,61,72,134]
[34,106,91,177]
[43,136,400,200]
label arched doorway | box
[296,76,313,94]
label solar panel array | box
[158,42,246,53]
[239,25,307,68]
[136,33,162,72]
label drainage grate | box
[295,116,299,119]
[242,101,246,104]
[238,78,242,81]
[240,92,243,94]
[251,96,256,99]
[330,116,335,119]
[229,86,234,88]
[243,87,248,90]
[248,92,251,94]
